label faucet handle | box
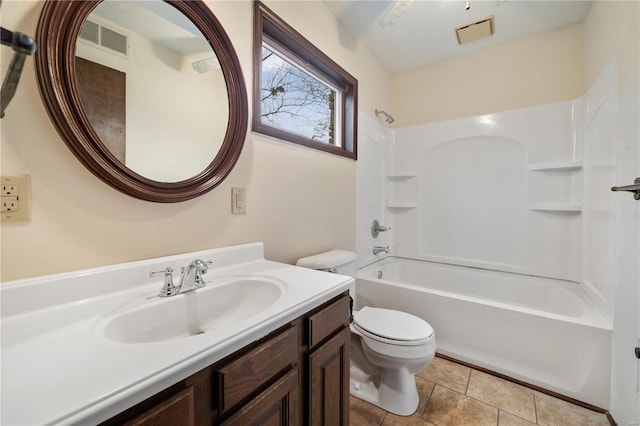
[196,259,213,271]
[149,266,174,279]
[193,260,213,288]
[150,267,180,297]
[371,220,391,238]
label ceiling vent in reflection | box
[79,19,129,57]
[455,16,494,45]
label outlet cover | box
[1,175,31,224]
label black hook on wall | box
[1,26,37,119]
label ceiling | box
[323,0,592,74]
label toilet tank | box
[296,250,357,277]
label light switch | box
[231,187,246,214]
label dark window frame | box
[253,1,358,160]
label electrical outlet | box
[2,183,18,196]
[1,197,19,212]
[231,187,246,214]
[1,175,31,224]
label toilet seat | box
[353,307,434,346]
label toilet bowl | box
[296,250,437,416]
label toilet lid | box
[354,307,434,343]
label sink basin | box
[104,278,285,343]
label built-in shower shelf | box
[387,172,418,178]
[386,202,418,209]
[528,204,582,212]
[528,161,583,171]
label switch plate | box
[231,187,246,214]
[1,175,31,224]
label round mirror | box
[35,0,247,202]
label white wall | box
[0,0,391,282]
[583,1,640,424]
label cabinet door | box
[221,369,299,426]
[308,327,350,426]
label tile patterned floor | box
[350,356,611,426]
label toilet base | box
[349,364,419,416]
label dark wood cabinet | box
[103,292,350,426]
[309,327,350,425]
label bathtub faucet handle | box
[371,220,391,238]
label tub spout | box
[373,246,390,255]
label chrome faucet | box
[178,259,212,292]
[372,246,390,255]
[149,259,212,297]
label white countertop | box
[1,243,352,425]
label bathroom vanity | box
[103,293,350,425]
[0,243,351,425]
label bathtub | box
[355,257,612,409]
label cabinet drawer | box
[307,294,350,349]
[221,368,299,426]
[126,387,194,426]
[217,325,297,413]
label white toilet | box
[296,250,436,416]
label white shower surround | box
[355,61,619,408]
[382,60,617,306]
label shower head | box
[375,109,395,124]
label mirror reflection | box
[75,0,229,183]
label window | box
[253,2,358,159]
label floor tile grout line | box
[462,393,538,424]
[533,391,539,425]
[423,381,469,397]
[498,408,540,426]
[419,381,437,421]
[462,386,537,423]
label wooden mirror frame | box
[35,0,248,203]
